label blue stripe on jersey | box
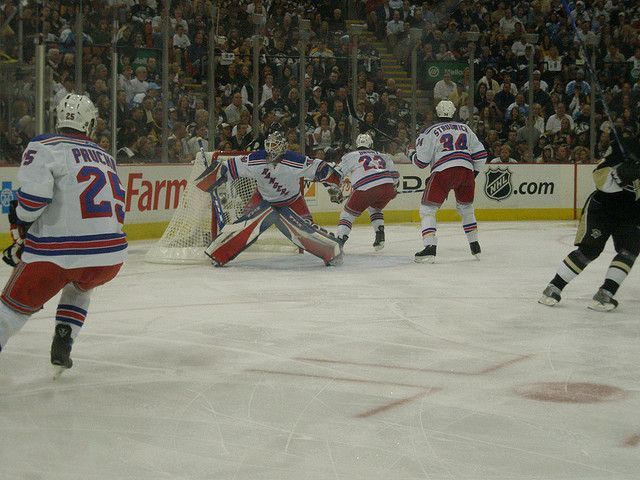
[17,189,52,204]
[270,193,300,207]
[57,304,88,316]
[23,244,128,256]
[228,158,239,179]
[247,150,268,165]
[17,189,52,212]
[352,171,398,190]
[26,232,125,243]
[282,151,306,165]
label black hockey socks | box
[551,249,594,290]
[600,250,636,296]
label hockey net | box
[144,150,296,264]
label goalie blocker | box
[205,201,343,266]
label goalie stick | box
[198,140,227,233]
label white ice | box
[1,221,639,480]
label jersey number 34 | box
[439,133,468,151]
[78,166,125,224]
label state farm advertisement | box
[119,164,190,224]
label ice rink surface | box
[1,221,639,480]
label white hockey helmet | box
[56,94,98,135]
[356,133,374,149]
[265,131,287,161]
[435,100,456,119]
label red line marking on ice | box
[355,388,440,418]
[247,368,434,389]
[623,434,640,447]
[293,354,532,376]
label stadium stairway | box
[356,26,431,116]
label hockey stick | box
[198,140,227,233]
[345,93,397,143]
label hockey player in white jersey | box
[196,132,343,266]
[0,94,127,377]
[334,133,399,250]
[411,100,488,263]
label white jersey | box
[338,149,399,191]
[413,121,488,173]
[16,133,127,268]
[222,150,337,205]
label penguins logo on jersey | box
[484,168,512,201]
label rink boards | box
[0,163,594,241]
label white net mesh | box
[144,151,295,264]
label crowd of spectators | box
[0,0,639,166]
[370,0,640,163]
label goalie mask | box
[265,131,287,163]
[56,94,98,135]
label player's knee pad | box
[614,249,637,268]
[419,203,438,219]
[455,202,474,216]
[577,244,603,262]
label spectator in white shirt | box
[173,24,191,50]
[225,93,250,126]
[433,71,457,103]
[490,144,518,163]
[259,74,275,107]
[545,103,575,133]
[386,10,404,49]
[477,67,500,94]
[129,66,150,103]
[522,70,549,92]
[499,9,520,36]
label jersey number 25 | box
[77,166,125,224]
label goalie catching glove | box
[2,200,31,268]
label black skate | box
[337,235,348,248]
[538,284,562,306]
[373,226,385,251]
[470,241,481,259]
[51,324,73,378]
[415,245,436,263]
[588,288,618,312]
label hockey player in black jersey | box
[539,139,640,311]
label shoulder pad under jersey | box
[247,150,268,164]
[282,150,307,165]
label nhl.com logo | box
[0,181,15,214]
[484,168,512,201]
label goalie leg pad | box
[273,207,342,265]
[205,202,278,266]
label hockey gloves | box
[616,162,640,185]
[327,186,344,204]
[3,201,30,268]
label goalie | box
[195,132,344,266]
